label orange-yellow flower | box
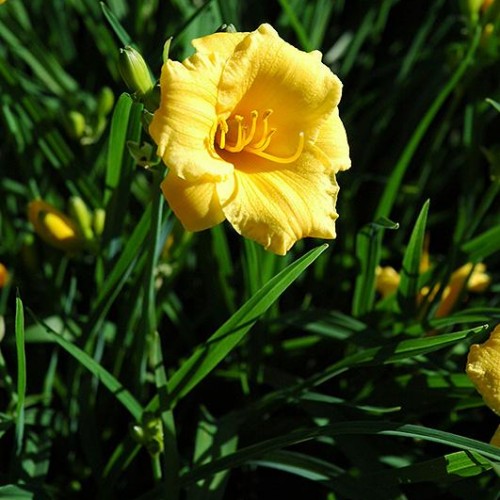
[28,200,84,253]
[149,24,350,255]
[0,263,9,288]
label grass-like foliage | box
[1,0,500,498]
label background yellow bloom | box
[466,324,500,416]
[0,263,9,287]
[28,200,85,253]
[150,24,350,255]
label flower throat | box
[215,109,304,164]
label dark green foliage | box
[1,1,500,498]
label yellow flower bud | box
[375,266,400,297]
[118,46,154,97]
[28,200,84,253]
[466,324,500,416]
[0,263,9,288]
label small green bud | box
[67,111,87,139]
[92,208,106,238]
[69,197,94,241]
[97,86,115,116]
[130,413,164,456]
[119,46,154,97]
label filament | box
[216,109,304,164]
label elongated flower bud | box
[69,196,94,241]
[92,208,106,238]
[119,46,154,97]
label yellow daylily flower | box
[466,325,500,416]
[466,325,500,446]
[28,200,85,253]
[375,259,490,317]
[149,24,350,255]
[0,263,9,288]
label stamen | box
[243,110,259,147]
[215,109,305,164]
[224,115,245,152]
[251,109,273,149]
[248,132,305,164]
[247,129,276,154]
[218,118,228,150]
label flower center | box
[215,109,304,164]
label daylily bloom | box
[149,24,350,255]
[466,324,500,446]
[28,200,85,253]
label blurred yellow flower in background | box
[0,263,9,288]
[28,200,85,253]
[376,245,490,318]
[150,24,350,255]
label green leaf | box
[165,244,328,406]
[36,317,143,420]
[180,421,500,485]
[461,225,500,261]
[352,218,399,316]
[100,2,133,47]
[382,450,492,484]
[397,200,430,315]
[486,98,500,113]
[15,294,26,456]
[306,324,487,388]
[374,27,481,220]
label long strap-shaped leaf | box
[180,420,500,485]
[102,244,329,481]
[164,243,329,408]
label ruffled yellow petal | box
[216,24,343,153]
[149,53,233,182]
[192,31,247,59]
[218,151,339,255]
[161,173,230,232]
[466,324,500,416]
[313,107,351,173]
